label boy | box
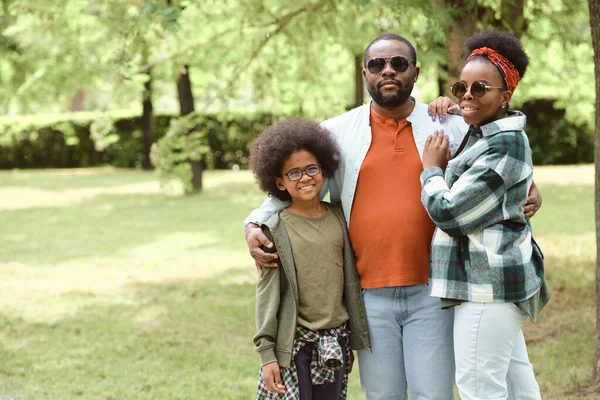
[250,118,370,399]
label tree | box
[175,64,204,190]
[140,45,155,171]
[588,0,600,389]
[432,0,529,96]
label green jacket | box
[253,204,370,368]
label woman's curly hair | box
[250,118,340,202]
[464,29,530,82]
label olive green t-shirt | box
[280,204,349,331]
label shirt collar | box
[479,111,526,137]
[368,97,418,125]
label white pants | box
[454,302,541,400]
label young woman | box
[420,30,549,400]
[250,118,370,400]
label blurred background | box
[0,0,597,399]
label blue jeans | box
[357,286,455,400]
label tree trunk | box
[588,0,600,387]
[177,65,195,116]
[141,68,155,170]
[68,90,86,112]
[438,59,448,97]
[499,0,527,38]
[439,0,526,97]
[443,1,478,97]
[354,54,364,108]
[176,64,203,192]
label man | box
[244,34,541,400]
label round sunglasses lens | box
[471,81,487,98]
[390,56,409,73]
[367,58,386,74]
[452,82,467,98]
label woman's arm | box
[421,135,532,236]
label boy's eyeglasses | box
[367,56,411,75]
[284,164,322,181]
[451,80,504,99]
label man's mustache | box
[378,79,402,88]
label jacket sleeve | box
[244,196,289,229]
[421,155,517,237]
[421,132,532,237]
[252,229,281,367]
[253,266,281,366]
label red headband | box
[466,47,521,94]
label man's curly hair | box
[464,30,530,84]
[250,118,340,202]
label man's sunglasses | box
[284,164,322,181]
[367,56,411,75]
[451,80,505,99]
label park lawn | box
[0,165,595,400]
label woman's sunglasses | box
[451,80,505,99]
[284,164,322,181]
[367,56,411,75]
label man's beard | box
[367,79,414,107]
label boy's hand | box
[245,223,279,277]
[422,131,450,171]
[348,351,355,373]
[428,96,459,122]
[262,362,286,394]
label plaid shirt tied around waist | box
[256,323,350,400]
[420,113,544,303]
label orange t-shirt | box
[348,107,435,289]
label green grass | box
[0,165,595,399]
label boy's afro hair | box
[250,118,340,202]
[464,29,529,80]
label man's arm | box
[244,196,287,276]
[524,181,542,220]
[245,180,331,276]
[245,223,280,276]
[244,195,289,229]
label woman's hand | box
[428,96,459,122]
[422,131,450,171]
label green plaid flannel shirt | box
[420,112,544,303]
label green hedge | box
[519,99,594,165]
[0,110,283,170]
[0,100,593,170]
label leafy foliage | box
[0,0,595,174]
[521,99,594,165]
[0,111,171,168]
[150,112,211,194]
[151,110,284,192]
[0,109,284,174]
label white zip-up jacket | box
[245,99,469,227]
